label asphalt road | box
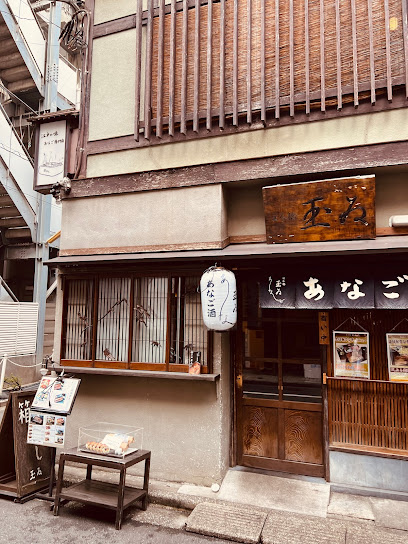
[0,497,234,544]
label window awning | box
[47,236,408,267]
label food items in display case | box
[79,423,143,458]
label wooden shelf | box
[60,366,220,382]
[59,479,146,510]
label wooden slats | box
[350,0,358,106]
[156,0,165,138]
[206,0,213,131]
[260,0,266,123]
[275,0,280,119]
[169,0,176,136]
[335,0,342,110]
[193,0,200,133]
[328,308,408,454]
[329,378,408,453]
[233,0,238,126]
[368,0,376,104]
[139,0,406,140]
[401,0,408,97]
[289,0,294,117]
[384,0,392,101]
[144,0,153,140]
[219,0,225,129]
[305,0,310,115]
[247,0,252,124]
[319,0,325,112]
[181,0,188,134]
[134,0,142,141]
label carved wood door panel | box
[237,307,324,477]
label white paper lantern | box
[200,266,237,331]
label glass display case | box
[78,422,143,458]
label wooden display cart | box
[54,447,151,529]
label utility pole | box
[34,2,62,362]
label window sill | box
[59,366,220,382]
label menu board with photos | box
[31,376,80,415]
[27,411,67,449]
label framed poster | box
[31,376,81,415]
[386,333,408,382]
[27,411,66,448]
[333,331,370,379]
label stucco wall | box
[60,184,227,252]
[87,105,408,178]
[58,332,230,486]
[226,171,408,237]
[88,30,136,141]
[376,172,408,227]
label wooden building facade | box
[48,0,408,491]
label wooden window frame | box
[60,272,213,374]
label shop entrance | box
[236,301,325,477]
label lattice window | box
[61,274,212,372]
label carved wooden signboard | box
[0,390,52,501]
[262,176,375,244]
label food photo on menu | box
[31,376,81,414]
[27,410,67,448]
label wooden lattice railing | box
[329,377,408,454]
[134,0,408,142]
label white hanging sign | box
[36,120,67,186]
[200,266,237,331]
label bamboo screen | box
[169,276,209,365]
[329,309,408,453]
[136,0,408,139]
[132,276,168,364]
[62,275,211,370]
[64,279,94,361]
[95,277,131,362]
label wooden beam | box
[69,141,408,199]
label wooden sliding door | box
[236,306,325,477]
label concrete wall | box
[60,332,230,486]
[330,450,408,493]
[60,184,227,252]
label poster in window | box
[387,333,408,382]
[333,331,370,379]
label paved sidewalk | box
[61,464,408,543]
